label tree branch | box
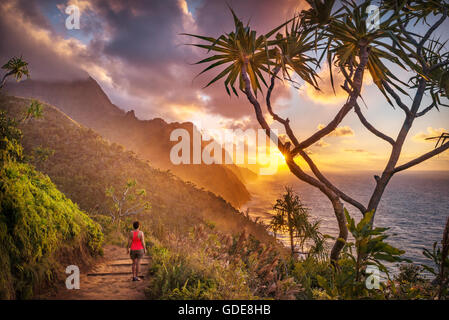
[266,65,366,214]
[241,63,283,149]
[417,7,448,56]
[393,142,449,173]
[354,102,395,145]
[241,61,329,192]
[123,202,143,215]
[241,57,354,260]
[266,66,301,147]
[298,149,367,214]
[341,69,395,145]
[397,17,429,68]
[291,46,370,156]
[382,81,411,116]
[122,207,145,217]
[415,102,437,117]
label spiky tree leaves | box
[319,1,411,102]
[0,56,29,89]
[270,18,320,89]
[184,8,276,96]
[426,132,449,148]
[271,187,323,256]
[184,8,319,96]
[302,0,337,27]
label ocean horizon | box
[243,170,449,272]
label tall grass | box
[0,136,103,299]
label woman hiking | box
[127,221,146,281]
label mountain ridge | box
[0,94,273,245]
[5,77,252,207]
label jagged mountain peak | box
[5,76,252,207]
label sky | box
[0,0,448,172]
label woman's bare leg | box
[132,258,137,278]
[136,258,141,279]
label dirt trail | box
[46,245,150,300]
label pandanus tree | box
[270,187,323,257]
[1,56,42,122]
[271,187,303,256]
[0,56,29,89]
[186,1,449,262]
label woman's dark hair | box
[133,221,140,229]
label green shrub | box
[0,111,103,299]
[0,160,103,299]
[146,244,221,300]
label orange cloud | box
[413,127,448,142]
[304,66,347,105]
[343,149,375,156]
[314,139,330,148]
[317,124,355,137]
[303,64,373,105]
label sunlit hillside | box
[0,95,273,245]
[6,78,252,207]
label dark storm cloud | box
[0,0,88,81]
[0,0,308,120]
[14,0,53,29]
[96,0,185,65]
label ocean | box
[242,170,449,271]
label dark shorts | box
[130,249,144,260]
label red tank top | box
[130,231,144,250]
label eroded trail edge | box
[46,245,150,300]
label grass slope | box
[0,107,103,299]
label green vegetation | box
[105,179,151,223]
[146,225,299,300]
[421,216,449,299]
[0,95,275,246]
[0,110,103,299]
[290,209,448,300]
[311,210,407,299]
[0,56,29,89]
[270,187,323,257]
[2,94,448,300]
[1,95,286,298]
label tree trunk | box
[367,79,427,221]
[285,158,348,262]
[240,61,350,261]
[0,70,15,89]
[289,229,295,256]
[288,221,295,256]
[329,196,348,263]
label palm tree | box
[0,56,29,89]
[272,187,305,256]
[183,7,291,97]
[271,187,322,257]
[185,2,449,262]
[323,0,410,101]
